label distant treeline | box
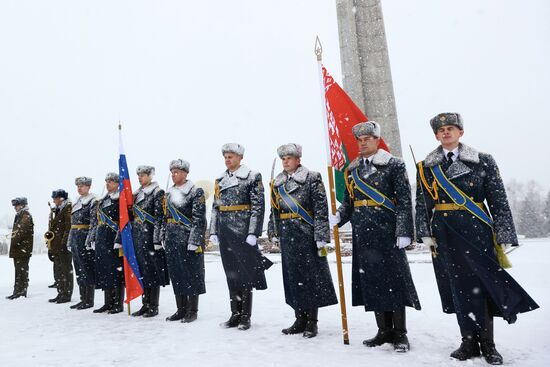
[506,180,550,238]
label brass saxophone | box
[45,202,56,250]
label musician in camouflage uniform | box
[209,143,272,330]
[6,197,34,300]
[268,144,338,338]
[48,189,74,304]
[131,165,169,318]
[161,159,206,323]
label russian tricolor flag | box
[118,125,143,303]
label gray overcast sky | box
[1,0,549,231]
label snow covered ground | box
[1,239,548,367]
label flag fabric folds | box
[322,66,389,202]
[118,128,144,303]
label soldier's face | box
[171,169,188,186]
[224,153,242,172]
[52,198,63,206]
[138,173,152,186]
[436,125,464,148]
[105,180,118,193]
[282,156,301,173]
[77,184,90,196]
[357,135,380,157]
[13,204,23,212]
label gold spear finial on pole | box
[315,35,323,61]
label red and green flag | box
[322,66,389,202]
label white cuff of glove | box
[316,241,327,249]
[209,235,219,245]
[329,213,341,227]
[113,243,122,249]
[246,234,257,246]
[396,237,411,249]
[188,244,199,251]
[422,237,437,248]
[154,244,163,250]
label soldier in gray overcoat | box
[331,122,421,352]
[89,172,125,314]
[6,197,34,299]
[161,159,206,323]
[130,165,169,318]
[68,176,97,310]
[416,113,539,364]
[209,143,272,331]
[268,144,338,338]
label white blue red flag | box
[118,125,144,303]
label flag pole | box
[315,36,350,345]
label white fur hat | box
[75,176,92,186]
[277,143,302,158]
[221,143,245,156]
[105,172,120,183]
[136,165,155,176]
[351,121,381,138]
[169,159,190,172]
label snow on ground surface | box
[1,239,548,367]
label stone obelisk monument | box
[336,0,402,157]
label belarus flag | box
[321,66,390,202]
[118,126,143,303]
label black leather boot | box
[132,288,150,317]
[303,308,319,338]
[282,310,307,335]
[77,285,95,310]
[182,295,199,323]
[238,289,253,330]
[450,330,481,361]
[143,287,160,318]
[70,285,86,309]
[48,282,57,289]
[392,308,409,352]
[93,289,114,313]
[48,294,61,303]
[6,288,27,300]
[221,291,242,328]
[166,294,187,321]
[479,312,503,365]
[363,312,394,347]
[108,287,125,314]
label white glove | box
[209,235,219,245]
[114,243,122,250]
[422,237,437,248]
[396,237,411,249]
[246,234,257,246]
[90,241,95,250]
[271,237,280,245]
[154,244,163,250]
[316,241,327,249]
[501,243,512,251]
[188,244,199,251]
[329,213,341,227]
